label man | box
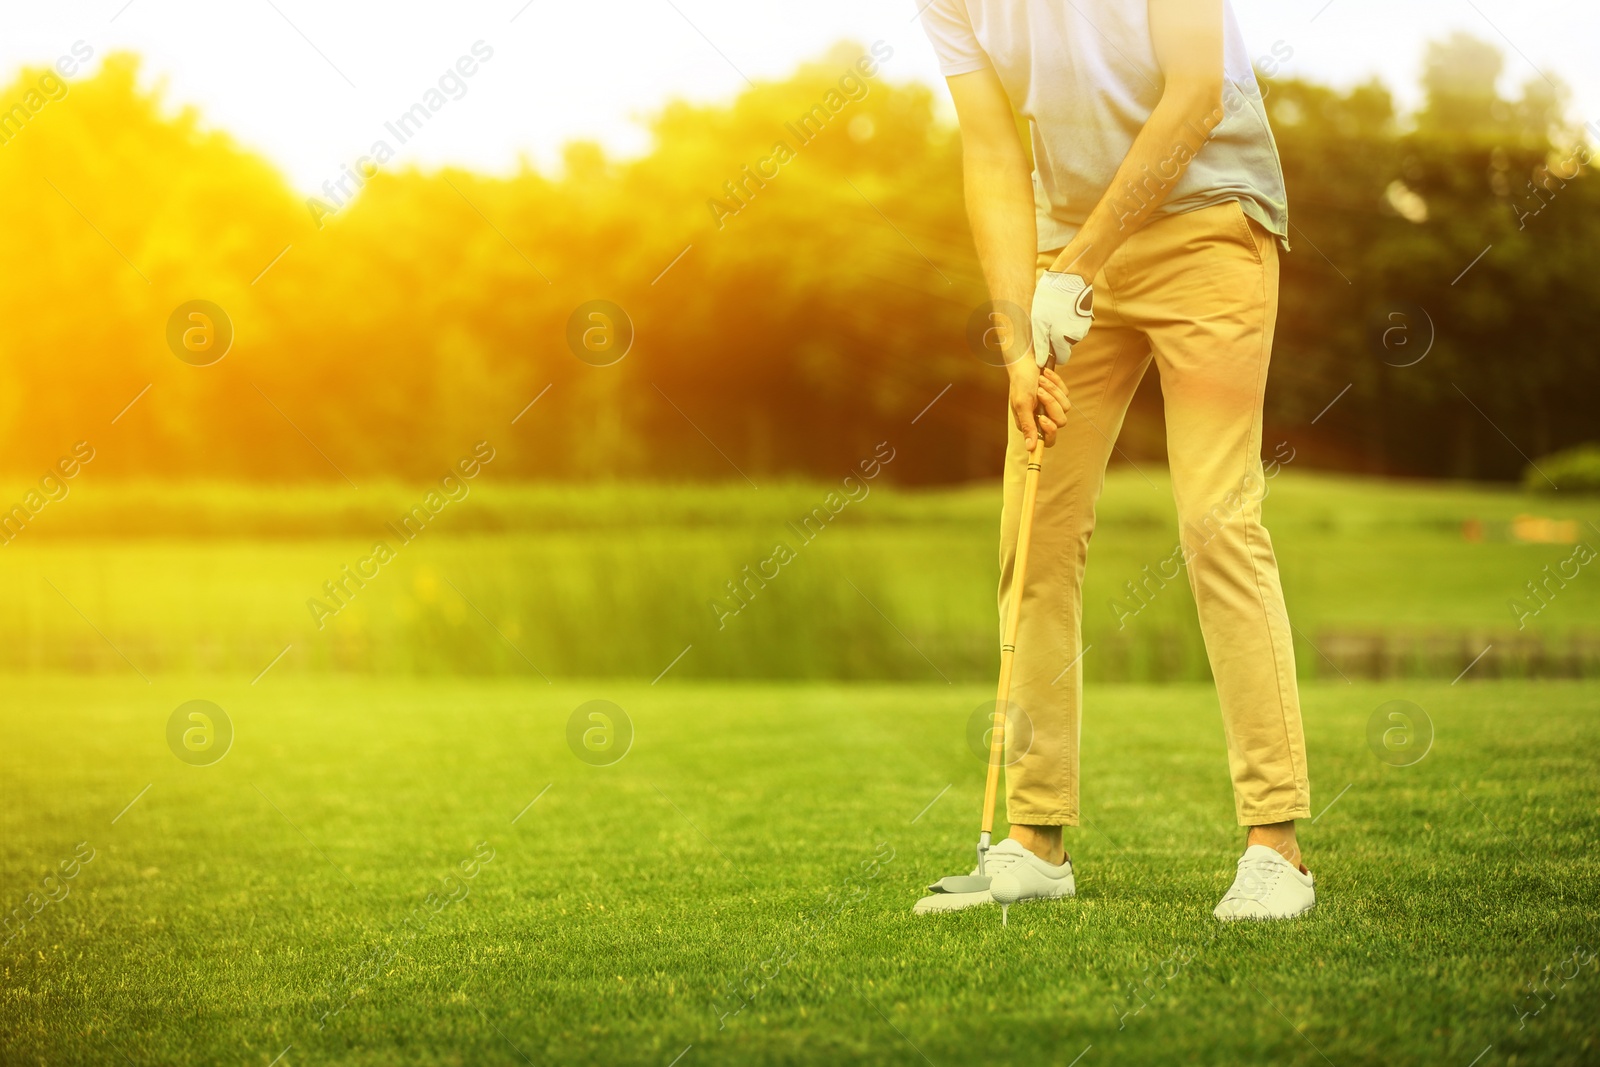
[914,0,1314,920]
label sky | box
[2,0,1595,196]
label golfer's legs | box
[1129,202,1311,825]
[1000,261,1150,827]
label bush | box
[1526,443,1600,493]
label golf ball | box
[990,872,1022,906]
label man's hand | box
[1031,270,1094,368]
[1009,363,1070,452]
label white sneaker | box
[912,838,1075,914]
[1213,844,1316,921]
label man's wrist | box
[1005,356,1039,380]
[1047,242,1103,282]
[982,286,1037,370]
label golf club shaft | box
[981,442,1046,841]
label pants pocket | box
[1230,200,1266,266]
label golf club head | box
[927,874,991,894]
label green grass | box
[3,471,1598,681]
[3,676,1597,1064]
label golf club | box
[978,436,1045,882]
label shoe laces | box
[975,848,1028,877]
[1225,855,1285,903]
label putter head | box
[976,830,991,876]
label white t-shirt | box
[918,0,1289,251]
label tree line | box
[0,35,1592,486]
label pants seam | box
[1053,300,1142,820]
[1238,240,1305,818]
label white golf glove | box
[1031,270,1094,368]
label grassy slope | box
[2,676,1596,1065]
[2,471,1597,680]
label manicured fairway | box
[2,677,1597,1065]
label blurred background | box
[1,0,1596,683]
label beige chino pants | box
[999,200,1310,828]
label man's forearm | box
[963,145,1038,358]
[1051,82,1223,280]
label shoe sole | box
[1213,898,1316,922]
